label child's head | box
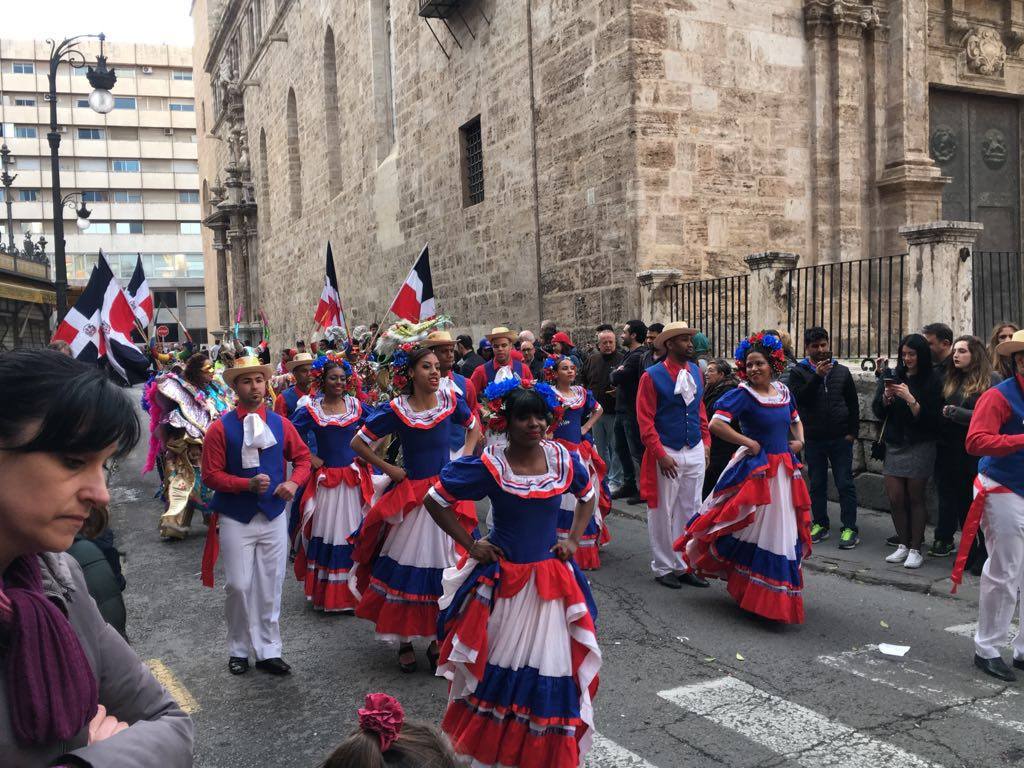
[320,694,457,768]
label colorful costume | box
[440,369,478,460]
[676,381,811,623]
[290,397,373,611]
[275,382,318,540]
[349,390,478,642]
[428,440,601,768]
[472,358,533,449]
[551,385,612,570]
[636,359,710,577]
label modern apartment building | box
[0,38,207,344]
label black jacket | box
[788,358,860,441]
[611,346,647,414]
[582,349,624,412]
[456,351,485,377]
[704,377,740,469]
[871,370,942,446]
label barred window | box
[460,116,484,207]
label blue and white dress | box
[428,440,601,768]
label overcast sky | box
[6,0,194,47]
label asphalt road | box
[107,423,1023,768]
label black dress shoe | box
[678,572,710,588]
[254,657,292,676]
[655,573,683,589]
[974,654,1017,682]
[611,486,637,500]
[228,656,249,675]
[626,495,644,506]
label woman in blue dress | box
[289,357,372,612]
[546,355,612,569]
[675,333,812,624]
[348,346,480,672]
[424,384,602,768]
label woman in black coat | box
[702,358,741,498]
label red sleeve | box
[635,372,665,459]
[700,399,710,447]
[511,349,524,362]
[966,388,1024,457]
[281,417,312,486]
[200,418,251,494]
[520,365,534,384]
[470,366,487,398]
[273,393,288,417]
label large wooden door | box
[929,90,1020,252]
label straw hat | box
[421,331,455,348]
[222,355,274,389]
[486,326,517,343]
[655,321,701,347]
[995,329,1024,357]
[285,352,315,372]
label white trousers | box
[219,511,288,660]
[974,475,1024,661]
[648,443,706,577]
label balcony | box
[418,0,467,17]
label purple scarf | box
[1,555,98,746]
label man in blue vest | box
[960,329,1024,682]
[201,355,312,676]
[471,326,534,448]
[636,322,711,589]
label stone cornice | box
[804,0,881,39]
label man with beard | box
[787,327,860,549]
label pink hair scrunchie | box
[358,693,404,752]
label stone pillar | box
[834,16,869,260]
[876,0,949,255]
[805,11,836,262]
[744,252,799,332]
[637,269,682,323]
[898,221,982,335]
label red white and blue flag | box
[314,242,346,333]
[389,245,435,323]
[126,253,153,328]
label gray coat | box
[1,553,194,767]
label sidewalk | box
[608,499,982,605]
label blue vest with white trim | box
[978,376,1024,498]
[448,371,470,453]
[647,360,705,451]
[483,359,525,383]
[211,410,288,523]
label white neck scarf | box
[674,365,697,406]
[241,412,277,469]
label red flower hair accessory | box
[358,693,404,752]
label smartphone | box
[882,368,897,383]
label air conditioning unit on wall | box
[164,127,175,136]
[142,66,153,74]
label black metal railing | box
[785,255,906,361]
[667,275,748,358]
[973,251,1022,338]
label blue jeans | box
[805,437,858,531]
[591,412,624,489]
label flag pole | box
[359,244,429,360]
[156,297,193,343]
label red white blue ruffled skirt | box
[293,463,373,612]
[437,556,601,768]
[348,477,477,642]
[555,439,612,570]
[675,450,812,624]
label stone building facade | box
[192,0,1023,347]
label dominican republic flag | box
[53,265,105,364]
[388,245,435,323]
[314,242,346,333]
[126,253,153,328]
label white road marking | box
[658,676,939,768]
[944,622,1019,643]
[819,646,1024,735]
[588,732,659,768]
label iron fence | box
[666,275,748,358]
[973,251,1022,338]
[785,255,906,361]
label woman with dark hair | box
[936,335,1000,570]
[349,346,481,672]
[873,333,942,569]
[290,357,373,612]
[0,349,194,766]
[989,321,1020,380]
[701,358,741,498]
[424,383,601,768]
[676,333,811,623]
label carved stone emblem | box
[981,128,1008,170]
[930,127,957,164]
[964,28,1006,77]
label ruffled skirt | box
[555,440,611,570]
[437,557,601,768]
[675,451,811,624]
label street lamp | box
[58,193,93,232]
[46,32,117,321]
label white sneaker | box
[886,545,909,563]
[903,549,924,569]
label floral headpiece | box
[481,375,564,433]
[357,693,404,752]
[311,352,356,393]
[388,342,417,392]
[734,332,787,378]
[542,354,569,383]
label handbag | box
[870,415,888,461]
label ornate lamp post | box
[46,32,117,320]
[0,143,49,266]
